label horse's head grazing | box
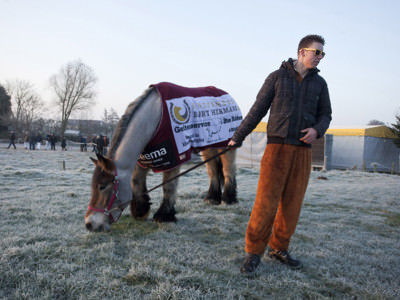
[85,153,124,232]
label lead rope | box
[145,147,232,194]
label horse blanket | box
[138,82,242,172]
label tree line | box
[0,60,120,141]
[1,59,399,147]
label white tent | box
[237,123,400,173]
[236,122,267,168]
[325,126,400,173]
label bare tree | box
[49,60,97,138]
[101,107,120,137]
[4,79,43,135]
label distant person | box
[61,137,67,151]
[49,134,57,150]
[7,131,17,149]
[29,133,36,150]
[91,136,97,152]
[36,133,42,150]
[83,136,87,152]
[23,133,29,149]
[45,134,51,150]
[96,135,104,155]
[80,135,87,152]
[228,34,332,275]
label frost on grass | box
[0,146,400,299]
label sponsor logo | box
[169,99,191,125]
[138,140,178,170]
[139,147,168,161]
[174,121,211,133]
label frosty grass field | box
[1,144,399,300]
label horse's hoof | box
[130,199,152,219]
[153,213,177,223]
[153,208,177,223]
[133,209,151,220]
[222,199,238,205]
[204,198,221,205]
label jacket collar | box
[282,58,320,78]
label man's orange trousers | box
[245,143,312,255]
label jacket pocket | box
[267,112,290,138]
[301,113,316,130]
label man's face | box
[301,41,324,69]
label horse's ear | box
[90,157,98,165]
[95,152,108,166]
[94,153,115,175]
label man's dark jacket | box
[232,58,332,147]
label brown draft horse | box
[85,85,239,232]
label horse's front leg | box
[153,167,180,222]
[130,164,152,219]
[220,148,237,204]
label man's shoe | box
[267,248,303,270]
[240,254,261,275]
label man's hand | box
[300,128,318,144]
[228,140,237,147]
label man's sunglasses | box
[302,48,326,57]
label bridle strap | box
[87,168,122,222]
[145,147,232,194]
[106,173,119,212]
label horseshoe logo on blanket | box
[138,82,242,172]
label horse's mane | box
[107,87,155,157]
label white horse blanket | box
[138,82,242,172]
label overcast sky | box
[1,0,399,127]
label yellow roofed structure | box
[326,125,398,139]
[241,123,400,172]
[253,122,398,139]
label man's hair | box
[298,35,325,52]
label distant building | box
[67,119,105,138]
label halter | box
[87,168,125,223]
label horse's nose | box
[86,222,106,232]
[86,222,93,231]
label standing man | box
[95,135,104,155]
[228,34,332,275]
[7,130,17,149]
[24,132,29,149]
[49,133,57,150]
[36,133,42,150]
[29,132,36,150]
[61,137,67,151]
